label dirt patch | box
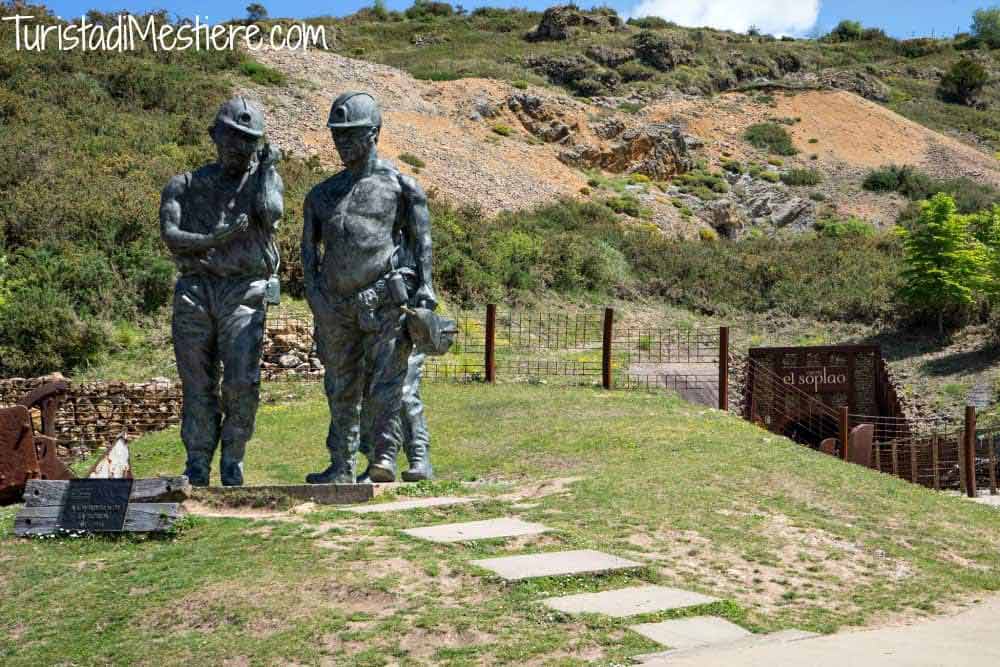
[397,626,497,661]
[498,476,585,502]
[639,513,913,617]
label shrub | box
[398,152,426,169]
[239,59,286,86]
[816,217,875,238]
[938,58,989,106]
[767,157,784,167]
[627,16,671,30]
[699,228,719,242]
[759,171,781,183]
[828,20,864,42]
[781,169,822,186]
[973,7,1000,48]
[617,61,655,82]
[511,80,529,90]
[744,123,798,155]
[404,0,454,21]
[604,195,642,217]
[492,124,513,137]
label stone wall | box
[0,375,181,457]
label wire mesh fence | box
[261,307,726,404]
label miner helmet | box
[405,307,459,357]
[214,96,265,138]
[327,91,382,131]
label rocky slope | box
[243,46,1000,238]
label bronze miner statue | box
[160,96,284,487]
[302,91,454,484]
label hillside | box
[3,384,1000,665]
[246,45,1000,232]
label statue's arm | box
[301,192,324,303]
[399,174,437,308]
[255,147,284,231]
[159,175,216,254]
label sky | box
[29,0,995,39]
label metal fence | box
[263,306,729,407]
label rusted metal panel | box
[848,424,874,468]
[0,406,40,504]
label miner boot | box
[183,459,211,487]
[355,467,373,484]
[306,464,354,485]
[220,459,244,487]
[367,441,398,483]
[402,440,433,482]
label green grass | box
[3,384,1000,665]
[239,59,288,86]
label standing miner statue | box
[302,91,455,484]
[160,96,283,487]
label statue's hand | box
[212,213,250,244]
[413,284,438,310]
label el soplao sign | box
[782,366,849,394]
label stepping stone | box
[630,616,750,651]
[633,629,819,664]
[472,549,642,581]
[542,585,717,618]
[343,496,477,514]
[402,517,549,543]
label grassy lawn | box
[3,383,1000,666]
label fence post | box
[840,406,850,462]
[718,326,729,412]
[484,304,496,384]
[964,406,977,499]
[602,307,614,390]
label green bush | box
[398,152,426,169]
[492,124,513,137]
[744,123,798,155]
[828,20,864,42]
[404,0,454,21]
[627,16,672,30]
[781,169,822,186]
[815,217,875,238]
[939,59,989,106]
[973,6,1000,48]
[239,60,287,86]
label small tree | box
[898,193,988,335]
[246,3,268,22]
[973,6,1000,47]
[829,20,863,42]
[938,58,989,106]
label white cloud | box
[628,0,821,37]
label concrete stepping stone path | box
[542,585,717,618]
[632,629,819,664]
[343,496,477,514]
[630,616,751,651]
[472,549,642,581]
[402,517,549,543]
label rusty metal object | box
[819,437,839,457]
[1,382,75,505]
[848,423,874,468]
[0,406,40,504]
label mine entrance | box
[744,345,907,448]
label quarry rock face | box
[506,92,692,179]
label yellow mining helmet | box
[404,307,459,357]
[215,96,265,138]
[327,91,382,130]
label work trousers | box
[172,274,267,484]
[313,295,413,480]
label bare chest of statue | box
[317,171,403,297]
